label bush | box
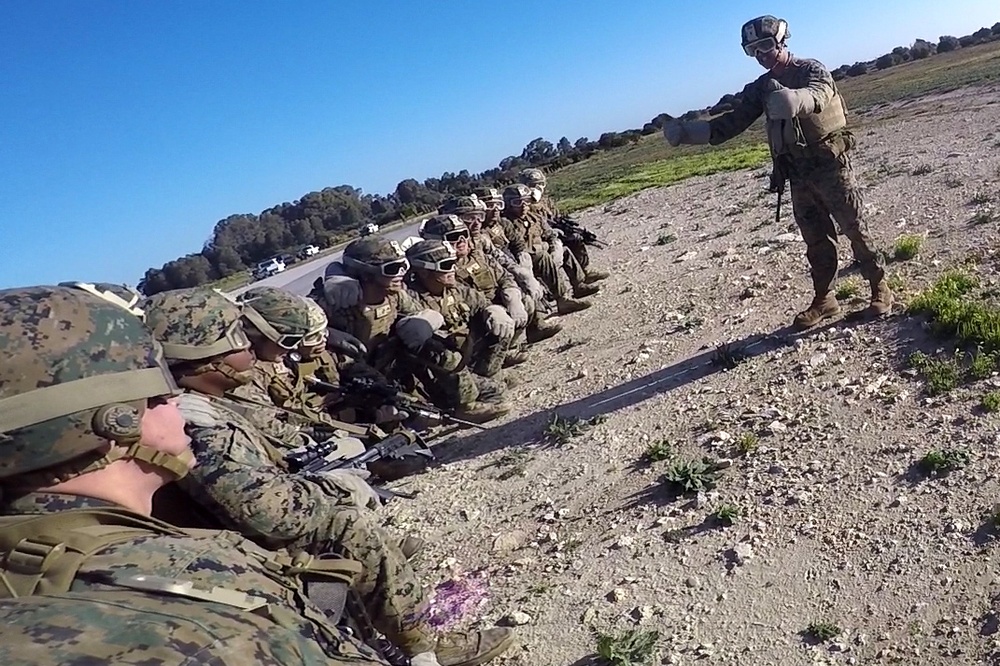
[847,62,869,77]
[960,35,978,48]
[876,53,900,70]
[911,39,935,59]
[937,35,960,52]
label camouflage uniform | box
[142,287,515,662]
[667,15,890,329]
[323,238,510,422]
[0,285,384,665]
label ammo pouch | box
[0,507,362,624]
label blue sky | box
[2,1,997,288]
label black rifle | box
[551,215,608,249]
[305,374,489,432]
[284,430,431,501]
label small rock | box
[613,535,635,549]
[608,587,627,602]
[501,611,532,626]
[676,250,698,263]
[767,420,788,433]
[685,576,702,589]
[631,605,654,621]
[725,543,754,566]
[890,496,907,508]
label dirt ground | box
[384,85,1000,665]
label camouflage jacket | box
[708,53,851,159]
[227,377,310,445]
[455,243,516,302]
[0,492,384,665]
[497,212,530,258]
[326,291,422,362]
[405,280,491,339]
[173,391,362,545]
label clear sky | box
[2,1,996,288]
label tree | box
[972,27,993,43]
[937,35,960,52]
[573,137,590,150]
[910,39,935,59]
[875,53,899,70]
[847,62,869,77]
[993,22,1000,36]
[520,138,557,164]
[557,137,573,155]
[959,35,978,48]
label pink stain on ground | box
[425,569,491,630]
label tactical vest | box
[358,300,397,352]
[456,251,498,299]
[0,507,360,613]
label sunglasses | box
[444,230,470,243]
[379,259,410,277]
[743,36,778,57]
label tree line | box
[138,21,1000,295]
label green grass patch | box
[835,278,862,300]
[551,143,770,213]
[918,448,970,476]
[644,440,675,462]
[803,621,842,643]
[594,629,659,666]
[907,271,1000,350]
[981,391,1000,413]
[892,234,924,261]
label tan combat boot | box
[573,283,600,298]
[503,348,530,368]
[867,279,893,317]
[526,317,562,343]
[453,401,511,424]
[792,292,840,331]
[396,535,425,561]
[555,297,592,315]
[434,628,517,666]
[584,268,610,283]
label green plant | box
[594,629,659,666]
[971,191,993,205]
[712,342,748,369]
[644,440,675,462]
[835,279,862,300]
[907,271,1000,351]
[712,503,742,526]
[893,234,924,261]
[655,233,677,246]
[969,349,997,379]
[919,448,970,476]
[661,458,724,495]
[804,621,842,642]
[981,391,1000,413]
[971,209,996,225]
[911,164,934,175]
[735,432,759,455]
[543,414,606,445]
[920,354,962,395]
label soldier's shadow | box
[427,319,858,468]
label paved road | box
[230,223,422,297]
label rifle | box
[284,430,432,501]
[305,374,490,432]
[762,79,793,225]
[551,215,608,249]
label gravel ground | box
[383,85,1000,665]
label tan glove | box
[765,87,814,120]
[309,468,381,510]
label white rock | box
[502,611,532,626]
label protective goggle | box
[444,229,470,243]
[743,36,778,56]
[459,210,486,223]
[241,307,305,351]
[379,258,410,277]
[481,199,504,211]
[411,256,457,273]
[301,328,329,348]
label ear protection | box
[91,403,143,444]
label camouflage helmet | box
[518,168,547,188]
[438,194,486,216]
[473,187,504,210]
[300,295,329,347]
[59,281,146,320]
[503,183,533,205]
[406,239,458,272]
[419,214,469,241]
[143,288,251,365]
[237,286,311,350]
[0,286,190,482]
[342,237,410,279]
[740,16,789,54]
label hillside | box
[380,83,1000,665]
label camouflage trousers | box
[530,249,570,299]
[564,237,591,271]
[287,505,435,653]
[395,338,505,410]
[561,246,589,290]
[788,150,884,295]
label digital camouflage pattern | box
[342,237,408,278]
[168,392,434,653]
[0,286,173,479]
[707,53,884,296]
[517,168,547,188]
[143,287,248,355]
[239,285,313,338]
[0,492,387,665]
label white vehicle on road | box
[252,257,286,280]
[361,223,380,236]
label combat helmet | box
[237,286,312,350]
[406,239,458,272]
[59,281,146,320]
[473,186,504,211]
[740,15,789,56]
[518,168,547,189]
[419,214,470,243]
[502,183,533,207]
[439,194,486,217]
[0,286,191,483]
[143,287,253,384]
[299,295,329,348]
[341,237,410,279]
